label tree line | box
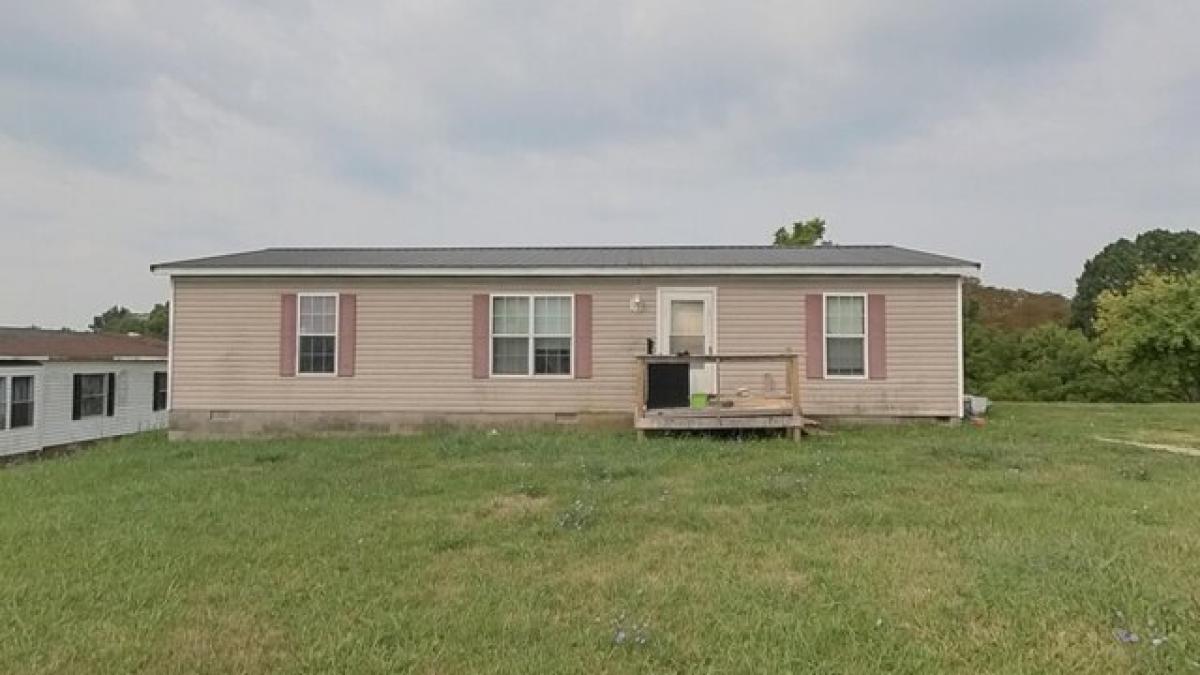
[963,229,1200,402]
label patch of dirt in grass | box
[1130,429,1200,448]
[476,493,549,520]
[1096,435,1200,458]
[154,609,286,674]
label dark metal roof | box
[0,328,168,361]
[152,245,979,271]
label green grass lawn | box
[2,404,1199,674]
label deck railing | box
[633,353,804,439]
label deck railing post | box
[787,354,802,416]
[634,357,647,441]
[787,353,802,443]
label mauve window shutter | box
[72,374,82,420]
[338,294,357,377]
[472,294,490,379]
[280,293,297,377]
[805,294,824,379]
[868,294,887,380]
[574,294,593,379]
[106,373,116,416]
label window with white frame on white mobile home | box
[152,372,168,411]
[10,376,33,428]
[72,373,112,419]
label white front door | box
[657,288,718,395]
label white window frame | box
[488,293,575,378]
[823,292,869,380]
[654,287,719,356]
[9,375,34,429]
[296,292,339,377]
[152,372,168,412]
[77,373,109,419]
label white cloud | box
[1,1,1198,327]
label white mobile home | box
[0,328,168,458]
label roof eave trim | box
[153,264,981,278]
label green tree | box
[982,325,1105,402]
[773,218,827,247]
[143,303,169,338]
[1071,229,1200,334]
[90,306,135,333]
[89,303,169,339]
[1095,271,1200,401]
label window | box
[0,377,5,429]
[669,300,706,355]
[153,372,168,411]
[75,373,108,419]
[491,295,573,376]
[298,294,337,374]
[825,295,867,377]
[10,376,33,428]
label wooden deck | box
[633,353,810,441]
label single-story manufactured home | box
[152,245,980,439]
[0,328,169,457]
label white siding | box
[0,361,168,457]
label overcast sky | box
[2,2,1198,328]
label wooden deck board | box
[636,413,810,430]
[644,406,792,418]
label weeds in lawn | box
[514,482,546,499]
[556,498,596,530]
[579,460,639,483]
[758,467,809,501]
[477,493,549,520]
[929,442,999,468]
[611,613,651,647]
[1117,463,1151,481]
[430,533,472,553]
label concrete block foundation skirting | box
[168,410,958,440]
[168,410,635,440]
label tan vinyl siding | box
[171,275,961,418]
[794,279,961,416]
